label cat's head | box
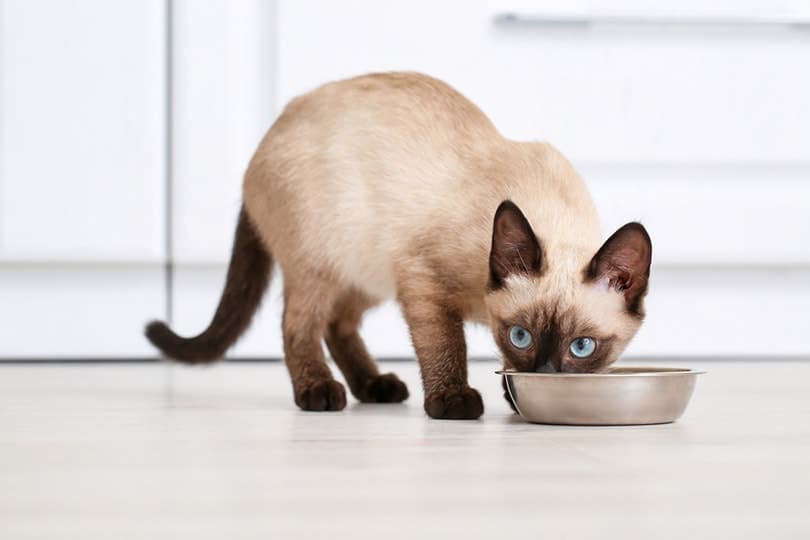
[484,201,652,373]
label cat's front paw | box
[501,375,518,413]
[424,386,484,420]
[295,379,347,411]
[359,373,409,403]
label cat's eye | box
[508,326,533,350]
[569,337,596,358]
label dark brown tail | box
[145,206,273,363]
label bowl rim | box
[496,366,706,378]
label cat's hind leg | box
[325,289,409,403]
[282,274,347,411]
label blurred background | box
[1,0,808,361]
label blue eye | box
[569,337,596,358]
[508,326,533,349]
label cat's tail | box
[144,206,273,363]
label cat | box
[145,72,652,420]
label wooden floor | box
[0,359,808,539]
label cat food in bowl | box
[498,367,704,425]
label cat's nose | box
[535,359,561,373]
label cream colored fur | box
[243,71,641,372]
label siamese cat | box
[146,72,652,420]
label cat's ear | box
[489,200,543,288]
[585,222,652,315]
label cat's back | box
[280,71,498,140]
[244,72,505,294]
[243,72,593,300]
[247,71,502,211]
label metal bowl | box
[498,367,705,426]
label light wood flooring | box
[1,359,808,539]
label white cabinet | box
[168,0,279,357]
[0,265,166,358]
[0,0,167,262]
[167,0,810,358]
[266,0,810,355]
[166,0,810,358]
[585,164,810,266]
[0,0,167,357]
[3,0,807,358]
[277,0,810,163]
[171,0,272,263]
[275,0,810,266]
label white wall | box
[1,0,809,358]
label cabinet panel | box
[171,0,272,263]
[171,265,284,357]
[274,0,810,267]
[0,265,165,358]
[0,0,166,262]
[167,1,810,360]
[584,164,810,265]
[276,0,810,164]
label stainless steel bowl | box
[498,367,705,425]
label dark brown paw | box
[358,373,409,403]
[424,386,484,420]
[502,375,518,413]
[295,380,347,411]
